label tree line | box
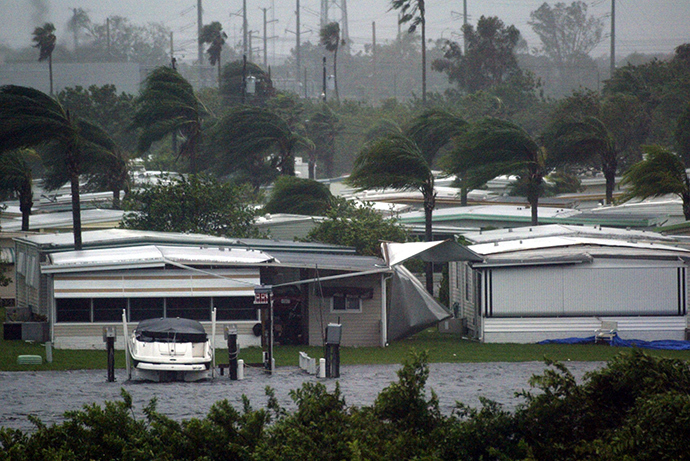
[2,350,690,460]
[1,4,690,263]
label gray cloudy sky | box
[1,0,688,64]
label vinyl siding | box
[308,275,383,347]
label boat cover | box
[388,265,452,341]
[135,317,208,343]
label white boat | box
[126,317,214,382]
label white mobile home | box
[450,225,690,343]
[12,230,449,350]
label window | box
[214,297,258,321]
[56,298,91,322]
[331,295,362,312]
[93,298,126,322]
[166,297,211,320]
[130,297,164,321]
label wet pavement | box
[0,361,605,433]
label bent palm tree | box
[621,145,690,221]
[320,22,343,102]
[0,85,116,249]
[0,149,40,231]
[544,116,617,204]
[200,22,227,88]
[132,67,205,174]
[32,23,56,95]
[405,109,468,203]
[443,118,546,225]
[347,133,437,292]
[205,106,312,187]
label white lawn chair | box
[595,320,618,344]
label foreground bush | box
[2,349,690,460]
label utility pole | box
[243,0,248,57]
[322,56,327,101]
[610,0,616,78]
[106,17,111,58]
[170,32,175,68]
[260,7,278,69]
[320,0,329,29]
[340,0,350,54]
[296,0,301,86]
[197,0,203,86]
[463,0,468,54]
[372,21,377,100]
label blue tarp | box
[538,335,690,351]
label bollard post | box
[318,357,326,378]
[103,327,117,382]
[45,341,53,363]
[225,325,238,380]
[237,359,245,380]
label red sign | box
[254,292,270,304]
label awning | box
[388,265,452,341]
[381,240,483,266]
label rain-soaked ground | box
[0,361,605,433]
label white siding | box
[482,316,688,343]
[53,269,259,298]
[486,259,686,318]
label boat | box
[125,317,214,382]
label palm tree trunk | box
[19,183,33,232]
[217,57,222,89]
[112,187,121,209]
[70,173,83,250]
[604,168,616,205]
[424,185,435,293]
[683,192,690,221]
[48,55,54,96]
[334,47,339,102]
[421,10,426,105]
[602,155,617,205]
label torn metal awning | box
[381,240,483,266]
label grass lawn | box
[3,308,690,371]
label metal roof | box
[470,236,690,258]
[463,224,677,245]
[42,245,275,274]
[14,229,357,255]
[396,204,662,228]
[1,209,124,232]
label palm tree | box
[443,117,546,225]
[0,85,117,249]
[620,145,690,221]
[199,22,228,88]
[405,109,468,202]
[320,22,344,102]
[0,149,40,231]
[390,0,426,104]
[32,23,56,95]
[67,8,91,50]
[205,106,313,189]
[544,116,617,204]
[347,133,437,292]
[132,67,206,174]
[264,176,333,216]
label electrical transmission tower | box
[320,0,350,51]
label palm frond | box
[620,145,688,202]
[348,133,431,192]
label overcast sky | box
[1,0,688,64]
